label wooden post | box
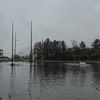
[31,21,32,63]
[42,39,43,62]
[14,31,16,56]
[34,44,35,66]
[30,21,33,66]
[12,23,14,66]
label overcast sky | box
[0,0,100,57]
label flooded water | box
[0,62,100,100]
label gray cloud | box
[0,0,100,57]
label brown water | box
[0,62,100,100]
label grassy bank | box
[34,60,100,64]
[2,60,100,64]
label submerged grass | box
[34,60,100,64]
[5,60,100,64]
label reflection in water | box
[35,62,67,91]
[1,62,100,100]
[8,66,16,100]
[69,66,87,87]
[34,62,91,93]
[27,62,37,100]
[92,64,100,91]
[27,66,33,100]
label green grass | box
[34,60,100,64]
[8,59,100,64]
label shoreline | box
[1,60,100,64]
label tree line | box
[34,38,100,61]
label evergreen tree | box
[61,40,66,60]
[79,41,86,50]
[91,39,100,52]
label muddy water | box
[0,62,100,100]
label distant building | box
[0,49,9,61]
[0,56,10,61]
[0,49,3,57]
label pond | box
[0,62,100,100]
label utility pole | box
[34,44,35,66]
[14,31,16,56]
[0,41,1,49]
[12,23,14,66]
[30,21,32,64]
[41,39,44,61]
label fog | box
[0,0,100,57]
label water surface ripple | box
[0,62,100,100]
